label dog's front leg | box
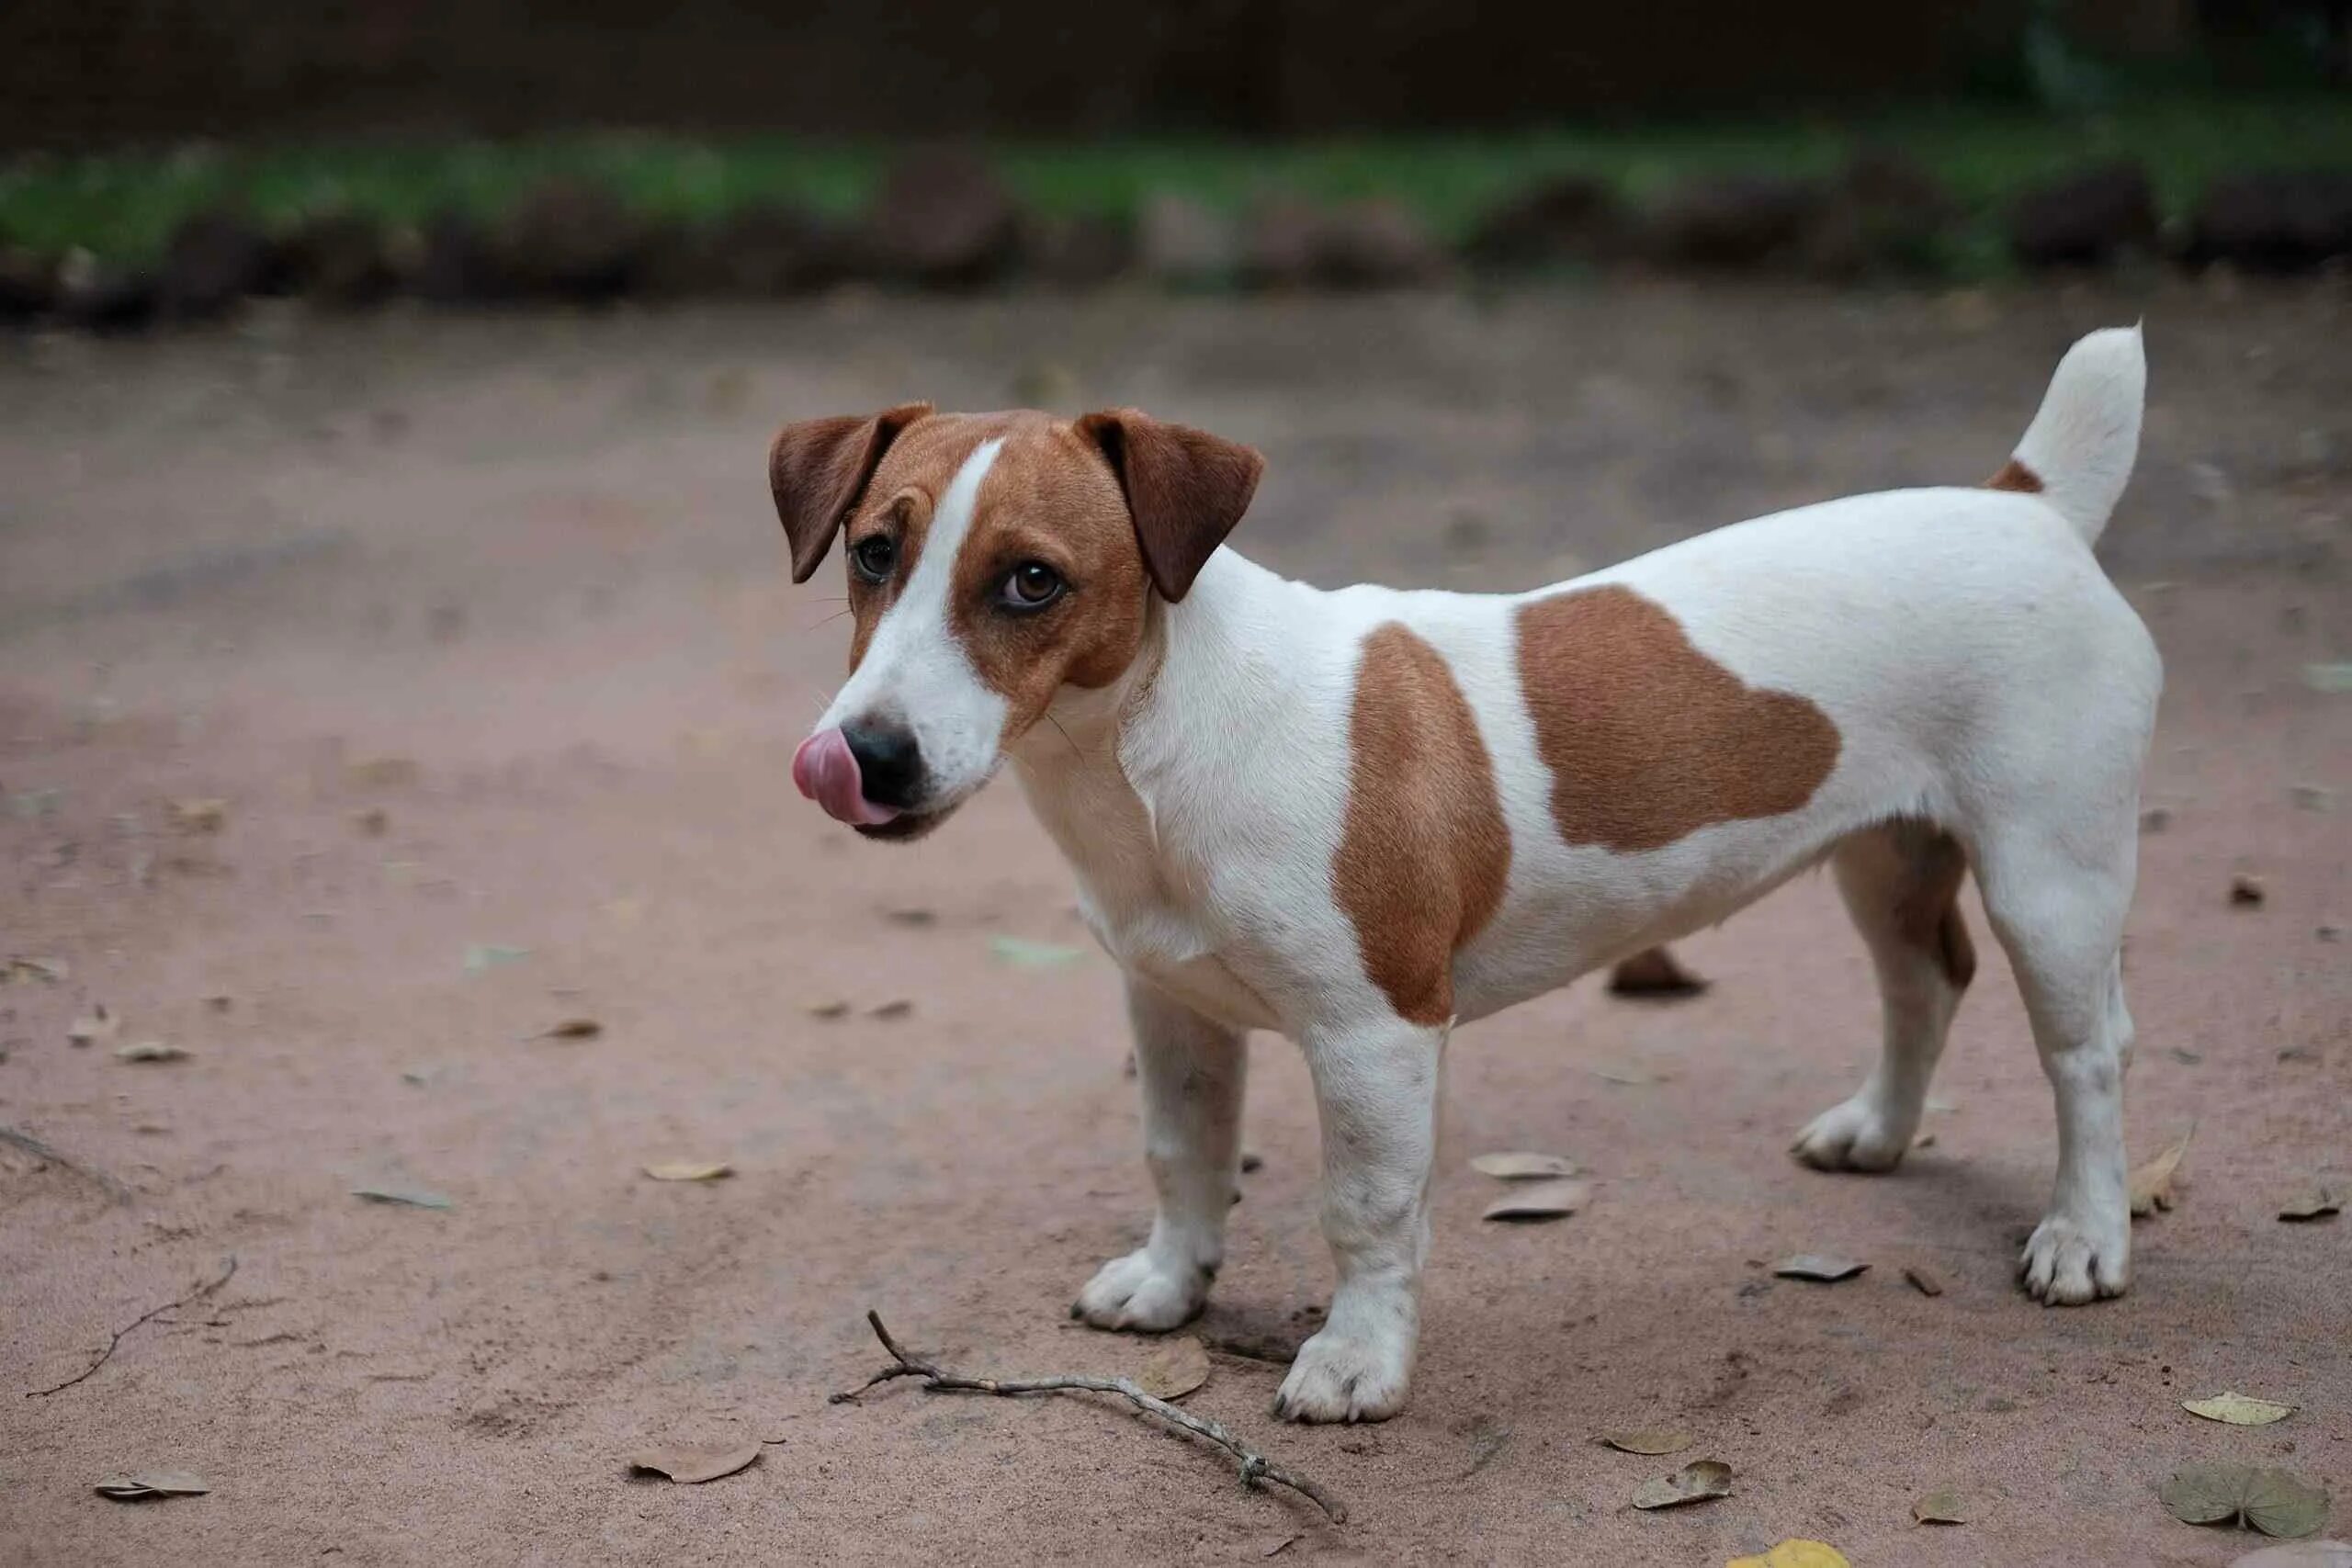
[1274,1015,1444,1424]
[1072,978,1246,1332]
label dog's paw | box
[2019,1213,2129,1304]
[1070,1248,1208,1332]
[1271,1325,1412,1424]
[1791,1095,1912,1173]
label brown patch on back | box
[1985,457,2043,493]
[1515,586,1839,853]
[1334,624,1512,1025]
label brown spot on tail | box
[1515,586,1839,853]
[1334,624,1511,1025]
[1986,457,2042,493]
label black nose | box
[842,721,926,810]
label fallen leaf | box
[352,807,390,836]
[1481,1177,1590,1222]
[1728,1543,1851,1568]
[2290,784,2334,813]
[168,798,228,832]
[1912,1131,1937,1149]
[5,955,68,984]
[1471,1151,1577,1180]
[537,1018,602,1040]
[68,1006,118,1046]
[2186,1393,2295,1427]
[989,935,1086,969]
[2141,807,2175,834]
[2170,1047,2204,1065]
[113,1041,187,1063]
[1631,1459,1732,1510]
[1773,1255,1867,1282]
[807,1000,850,1020]
[346,756,422,789]
[628,1444,761,1484]
[1590,1066,1657,1086]
[869,999,912,1020]
[644,1161,733,1182]
[2303,662,2352,694]
[1240,1152,1264,1174]
[1601,1429,1693,1455]
[1913,1488,1972,1524]
[886,908,936,927]
[1263,1535,1301,1559]
[2228,1540,2352,1567]
[2131,1125,2196,1217]
[352,1186,452,1209]
[2162,1465,2333,1540]
[203,994,232,1012]
[95,1472,209,1501]
[464,944,531,974]
[2232,874,2267,908]
[1903,1265,1945,1297]
[2278,1188,2342,1223]
[1925,1096,1960,1113]
[1136,1337,1210,1400]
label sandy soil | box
[2,284,2347,1567]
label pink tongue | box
[792,728,901,827]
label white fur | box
[997,331,2153,1421]
[820,439,1010,801]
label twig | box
[0,1125,133,1204]
[24,1257,237,1397]
[831,1310,1347,1524]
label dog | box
[772,327,2156,1423]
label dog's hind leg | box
[1973,819,2140,1303]
[1071,978,1247,1331]
[1792,821,1974,1172]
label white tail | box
[2004,325,2146,545]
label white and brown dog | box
[774,327,2157,1423]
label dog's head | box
[773,406,1262,840]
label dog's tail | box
[1992,324,2145,546]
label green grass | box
[3,95,2347,266]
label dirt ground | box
[2,284,2347,1567]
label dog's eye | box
[851,536,897,583]
[999,562,1065,610]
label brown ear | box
[768,403,933,581]
[1077,409,1264,603]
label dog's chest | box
[1076,884,1283,1032]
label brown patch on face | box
[1333,624,1512,1025]
[1985,457,2043,493]
[1515,586,1839,853]
[837,412,1031,673]
[944,419,1154,742]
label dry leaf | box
[113,1041,187,1063]
[1729,1543,1851,1568]
[869,999,913,1020]
[1774,1255,1867,1282]
[1631,1459,1732,1510]
[628,1443,761,1484]
[2162,1466,2333,1540]
[2228,1541,2352,1567]
[2185,1393,2295,1427]
[95,1472,209,1501]
[1590,1066,1658,1086]
[68,1006,118,1046]
[1481,1178,1590,1222]
[2131,1125,2196,1217]
[808,1000,851,1020]
[644,1161,733,1182]
[886,908,936,927]
[352,1186,452,1209]
[2232,874,2267,908]
[1912,1131,1938,1150]
[1136,1337,1210,1400]
[168,799,228,832]
[538,1018,602,1040]
[2290,785,2335,813]
[463,944,531,974]
[1903,1265,1946,1297]
[2306,663,2352,694]
[1913,1488,1972,1524]
[2278,1188,2341,1223]
[1601,1429,1692,1455]
[346,756,422,789]
[352,807,390,836]
[1471,1151,1577,1180]
[6,955,68,984]
[203,994,232,1012]
[989,935,1087,969]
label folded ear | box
[1076,409,1264,603]
[768,403,933,581]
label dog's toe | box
[1791,1096,1910,1172]
[1071,1248,1207,1332]
[2018,1214,2128,1305]
[1272,1326,1411,1425]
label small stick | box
[831,1310,1347,1523]
[24,1257,237,1398]
[0,1125,133,1204]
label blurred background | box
[3,6,2346,1566]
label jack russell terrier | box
[774,326,2155,1423]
